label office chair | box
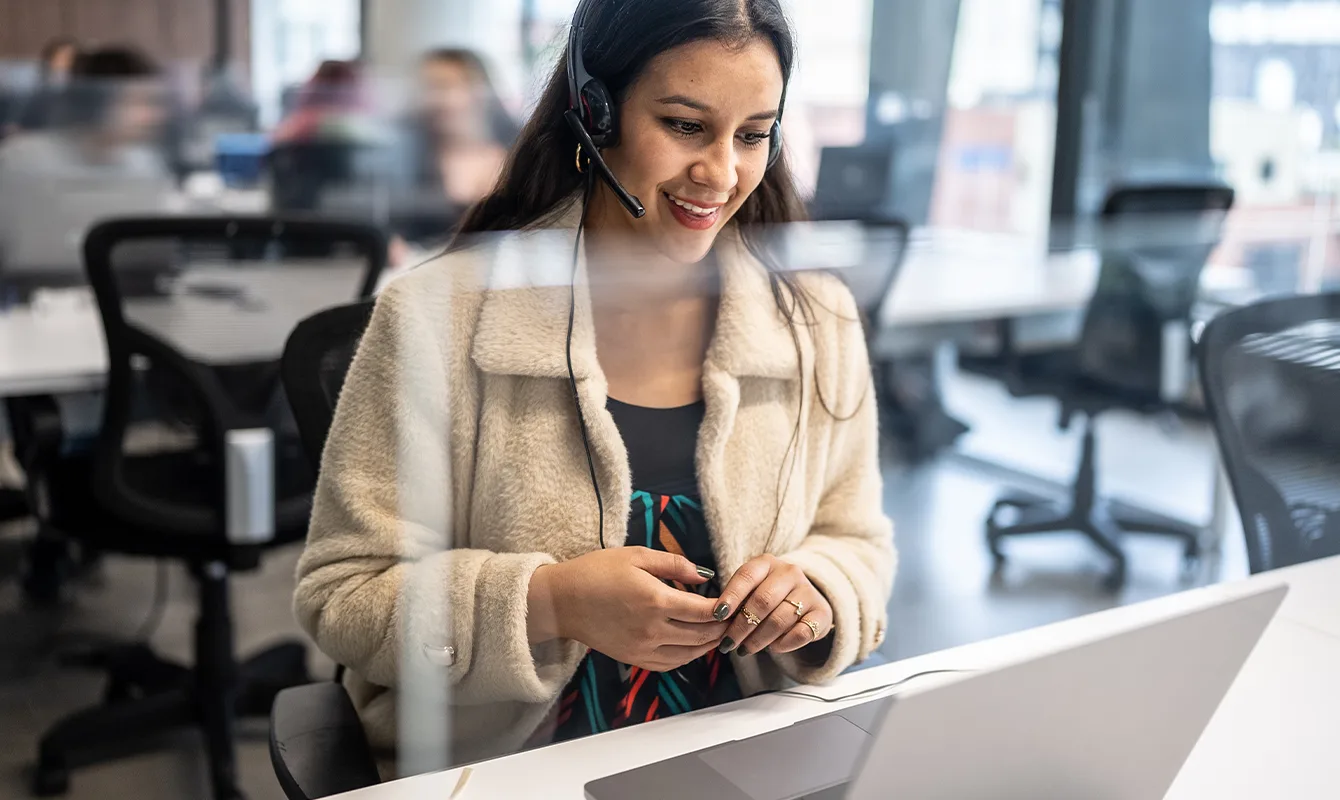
[1198,292,1340,574]
[12,217,385,799]
[271,300,382,800]
[977,183,1235,590]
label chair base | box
[985,416,1203,592]
[32,561,311,800]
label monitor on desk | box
[809,145,895,223]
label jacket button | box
[423,644,456,667]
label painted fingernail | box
[713,602,731,621]
[696,565,716,580]
[719,637,736,654]
[738,646,751,657]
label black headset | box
[563,0,788,551]
[563,0,786,221]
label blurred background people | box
[408,48,517,206]
[6,37,81,134]
[0,47,172,285]
[271,59,379,146]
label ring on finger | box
[801,618,822,640]
[784,598,804,617]
[742,609,762,627]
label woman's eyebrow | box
[656,94,778,122]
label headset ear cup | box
[580,80,619,149]
[767,120,783,169]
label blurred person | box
[295,0,894,777]
[7,37,80,133]
[409,48,518,206]
[271,60,380,145]
[0,47,171,270]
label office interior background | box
[0,0,1337,797]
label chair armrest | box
[270,682,381,800]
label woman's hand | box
[714,555,834,657]
[529,547,728,672]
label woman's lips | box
[664,192,721,231]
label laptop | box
[586,582,1287,800]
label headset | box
[563,0,788,549]
[563,0,786,221]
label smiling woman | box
[294,0,896,780]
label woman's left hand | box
[714,554,833,657]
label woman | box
[410,48,517,206]
[295,0,895,776]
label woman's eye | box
[665,119,704,137]
[738,130,771,149]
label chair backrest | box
[281,299,377,469]
[82,216,386,538]
[1074,181,1235,396]
[1198,291,1340,573]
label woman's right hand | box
[528,547,728,672]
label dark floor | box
[0,371,1246,799]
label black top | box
[607,397,704,497]
[534,396,742,746]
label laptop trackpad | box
[698,715,871,800]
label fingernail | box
[713,602,730,622]
[696,565,716,580]
[718,637,735,654]
[738,646,751,657]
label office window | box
[1209,0,1340,294]
[250,0,362,127]
[930,0,1061,236]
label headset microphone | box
[565,110,645,218]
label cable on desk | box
[774,668,977,704]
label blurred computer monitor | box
[810,145,895,222]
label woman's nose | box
[689,137,738,194]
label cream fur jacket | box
[294,204,896,775]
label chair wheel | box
[31,757,70,797]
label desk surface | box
[1,231,1095,399]
[0,264,366,397]
[332,556,1340,800]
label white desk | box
[0,264,367,397]
[0,232,1093,399]
[331,555,1340,800]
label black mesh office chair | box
[271,300,382,800]
[1198,292,1340,574]
[978,183,1235,590]
[13,217,384,799]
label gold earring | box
[575,144,586,174]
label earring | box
[574,143,586,174]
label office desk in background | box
[0,231,1096,399]
[0,263,365,397]
[330,555,1340,800]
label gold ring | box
[785,599,804,617]
[802,618,821,640]
[742,609,762,627]
[574,143,585,173]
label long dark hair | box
[453,0,862,550]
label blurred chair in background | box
[9,217,385,799]
[974,182,1235,590]
[7,37,80,134]
[1198,291,1340,574]
[270,299,382,800]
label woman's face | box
[421,59,484,139]
[594,37,785,265]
